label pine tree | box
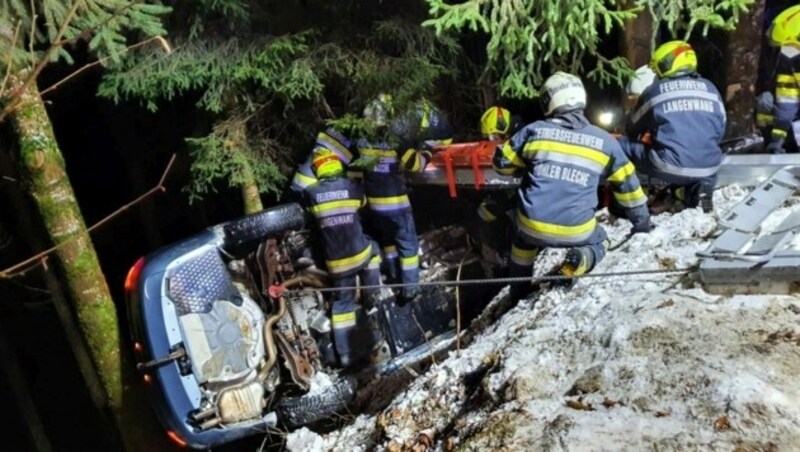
[98,0,460,210]
[423,0,754,98]
[1,1,171,450]
[721,0,765,137]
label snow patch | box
[306,371,334,397]
[291,185,800,450]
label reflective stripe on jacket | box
[773,46,800,139]
[303,177,372,277]
[356,138,426,215]
[627,74,725,177]
[494,113,648,245]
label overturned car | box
[124,202,485,449]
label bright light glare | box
[598,111,614,127]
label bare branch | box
[27,0,35,55]
[0,154,177,279]
[39,35,172,97]
[455,240,471,355]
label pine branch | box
[0,20,22,98]
[0,0,170,124]
[424,0,753,98]
[39,35,170,97]
[0,1,81,123]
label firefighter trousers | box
[330,252,382,363]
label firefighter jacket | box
[391,99,454,149]
[626,73,726,179]
[493,111,649,245]
[303,176,374,277]
[773,46,800,140]
[354,137,430,216]
[291,128,354,193]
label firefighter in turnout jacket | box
[389,96,454,150]
[493,72,651,301]
[618,41,726,213]
[766,4,800,153]
[354,95,449,303]
[302,149,382,367]
[476,106,518,270]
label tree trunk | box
[240,159,264,214]
[0,149,114,439]
[619,3,654,69]
[723,0,766,138]
[7,71,168,451]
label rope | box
[284,265,698,294]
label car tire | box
[276,376,357,429]
[222,203,307,249]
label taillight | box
[166,430,187,448]
[124,257,145,294]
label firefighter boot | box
[555,247,595,289]
[698,181,714,214]
[680,181,714,213]
[335,309,374,368]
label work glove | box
[630,217,654,235]
[625,204,652,235]
[766,137,786,154]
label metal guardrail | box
[698,166,800,294]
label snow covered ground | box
[287,185,800,451]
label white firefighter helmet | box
[540,71,586,116]
[626,65,656,96]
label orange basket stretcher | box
[426,140,504,198]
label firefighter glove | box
[631,217,654,235]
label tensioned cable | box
[281,265,697,294]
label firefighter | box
[493,72,652,301]
[476,106,517,271]
[302,149,382,367]
[353,95,447,304]
[480,106,513,141]
[618,41,726,213]
[765,4,800,154]
[290,127,354,194]
[389,95,455,149]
